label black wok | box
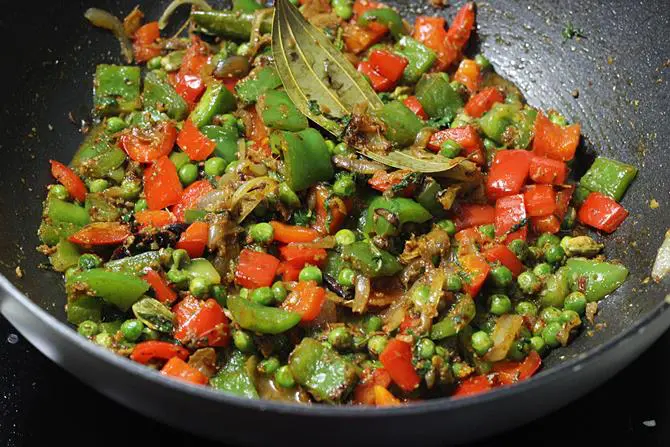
[0,1,668,445]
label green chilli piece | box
[430,294,476,340]
[192,10,273,40]
[210,350,259,399]
[579,157,638,201]
[270,128,334,191]
[364,197,432,237]
[227,295,301,334]
[189,82,236,128]
[375,101,424,147]
[342,241,402,278]
[143,70,189,120]
[93,64,141,116]
[258,90,309,131]
[358,8,406,39]
[234,66,283,104]
[565,258,628,302]
[415,73,463,122]
[394,36,436,84]
[67,269,150,311]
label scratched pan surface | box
[0,1,668,445]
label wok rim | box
[1,272,668,417]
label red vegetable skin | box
[281,280,326,322]
[453,59,480,92]
[69,222,131,246]
[459,252,490,297]
[133,22,161,63]
[279,244,328,270]
[529,155,567,185]
[492,350,542,385]
[486,150,531,200]
[554,185,574,219]
[353,368,392,405]
[427,125,485,165]
[235,248,281,288]
[530,215,561,234]
[130,341,189,365]
[270,221,320,243]
[402,96,428,120]
[142,269,178,304]
[120,121,177,164]
[379,339,421,392]
[171,179,214,223]
[313,185,350,235]
[244,106,271,155]
[464,87,504,118]
[344,1,388,54]
[134,210,176,229]
[161,356,209,385]
[374,386,401,406]
[368,50,408,83]
[495,194,528,243]
[358,61,394,92]
[368,169,415,195]
[176,221,209,258]
[174,296,230,347]
[523,185,556,217]
[453,375,494,398]
[483,244,524,277]
[532,111,581,161]
[177,119,216,161]
[446,2,476,49]
[49,160,87,203]
[454,204,495,231]
[455,227,491,257]
[578,192,629,233]
[174,37,208,107]
[277,261,302,282]
[144,155,183,210]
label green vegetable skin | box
[67,296,103,324]
[67,269,150,311]
[184,259,222,284]
[430,294,476,340]
[143,70,189,120]
[580,157,638,201]
[210,351,259,399]
[271,128,334,191]
[394,36,436,84]
[93,65,141,116]
[105,251,161,276]
[192,10,273,40]
[288,338,357,403]
[342,241,402,278]
[539,267,570,307]
[364,196,432,236]
[189,82,236,128]
[233,0,262,13]
[47,198,90,226]
[566,258,628,302]
[415,73,463,122]
[358,8,405,39]
[258,90,308,131]
[71,125,127,180]
[414,178,443,216]
[49,240,81,272]
[85,193,120,222]
[479,102,518,143]
[201,124,239,164]
[227,295,301,334]
[376,101,425,147]
[235,66,283,104]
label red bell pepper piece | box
[270,221,319,244]
[530,215,561,234]
[50,160,87,203]
[134,210,176,229]
[483,244,524,277]
[446,2,476,49]
[171,179,214,223]
[353,367,392,405]
[454,204,495,231]
[455,227,491,256]
[523,185,556,217]
[120,121,177,164]
[130,341,189,365]
[281,280,326,322]
[313,185,350,235]
[453,59,480,92]
[554,185,574,219]
[69,222,131,246]
[223,77,239,93]
[161,356,209,385]
[133,21,161,63]
[532,111,581,161]
[144,155,183,210]
[368,50,408,83]
[277,261,302,282]
[279,244,328,270]
[413,17,457,71]
[374,385,401,406]
[176,221,209,258]
[529,155,567,185]
[177,119,216,161]
[464,87,505,118]
[142,269,178,304]
[453,375,494,397]
[358,61,394,92]
[174,296,230,347]
[578,192,628,233]
[495,194,528,242]
[235,248,281,288]
[492,350,542,385]
[402,96,428,120]
[459,252,490,297]
[486,150,531,200]
[427,125,485,165]
[368,169,416,196]
[344,23,388,54]
[243,106,271,156]
[379,339,420,392]
[352,0,384,16]
[174,37,209,107]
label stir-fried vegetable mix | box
[38,0,636,405]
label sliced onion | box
[417,269,445,332]
[84,8,133,63]
[332,154,387,174]
[230,176,278,223]
[484,314,524,362]
[187,348,217,378]
[652,229,670,282]
[381,296,407,332]
[352,275,371,314]
[291,236,337,250]
[197,190,231,211]
[158,0,211,30]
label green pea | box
[417,338,435,359]
[189,277,209,298]
[539,306,561,323]
[120,179,141,200]
[274,365,295,388]
[167,152,189,171]
[515,300,538,317]
[325,139,336,153]
[411,285,431,306]
[507,339,529,361]
[446,273,462,292]
[537,233,560,249]
[251,287,274,306]
[211,284,227,306]
[106,116,127,133]
[478,224,496,240]
[77,320,99,337]
[299,265,322,284]
[530,335,546,353]
[451,362,468,378]
[366,315,383,333]
[258,357,280,375]
[440,139,462,158]
[94,332,113,348]
[142,327,160,341]
[335,229,356,246]
[471,331,493,356]
[239,288,249,299]
[489,294,512,315]
[333,174,356,197]
[233,330,255,353]
[147,55,163,70]
[49,184,69,201]
[120,319,144,342]
[271,281,288,302]
[78,253,102,270]
[332,142,351,156]
[204,157,227,176]
[490,266,513,288]
[178,163,198,186]
[134,198,148,212]
[368,335,388,356]
[507,239,529,261]
[332,0,353,19]
[436,219,457,236]
[88,179,109,193]
[249,222,274,243]
[564,291,587,315]
[544,244,566,265]
[560,309,581,325]
[541,321,562,347]
[223,160,239,174]
[474,54,492,70]
[337,268,356,287]
[527,246,543,261]
[533,263,552,278]
[517,271,541,294]
[328,327,353,351]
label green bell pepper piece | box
[85,193,120,222]
[579,157,638,202]
[258,90,308,131]
[235,66,283,104]
[288,338,357,403]
[100,320,123,335]
[67,269,150,311]
[184,259,222,285]
[573,185,592,207]
[66,296,103,325]
[189,82,236,128]
[38,221,81,246]
[184,209,209,223]
[358,8,405,39]
[49,240,81,272]
[342,241,403,278]
[271,128,334,192]
[233,0,262,13]
[47,198,90,226]
[227,295,301,334]
[71,125,127,180]
[93,64,141,116]
[415,73,463,121]
[479,102,520,144]
[210,351,259,399]
[376,101,425,147]
[192,10,272,40]
[323,250,352,278]
[143,70,189,121]
[105,251,161,276]
[430,294,476,340]
[539,267,570,308]
[394,36,436,84]
[513,107,538,149]
[364,196,432,236]
[566,258,628,302]
[201,124,239,164]
[415,177,444,216]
